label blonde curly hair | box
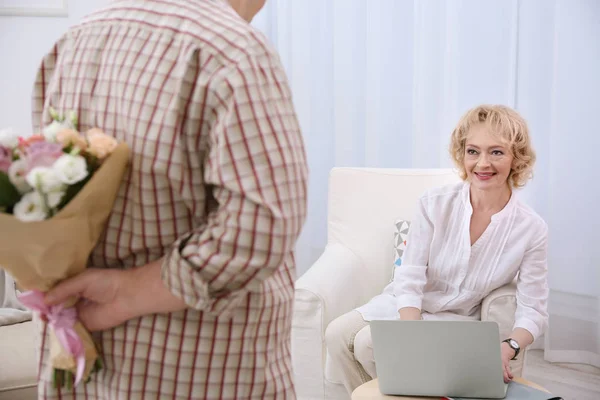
[449,104,536,188]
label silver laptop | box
[370,320,508,399]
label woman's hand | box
[501,342,515,383]
[398,307,422,321]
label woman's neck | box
[469,184,512,214]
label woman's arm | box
[513,222,549,342]
[501,221,549,382]
[505,327,534,352]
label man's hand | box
[44,259,187,332]
[501,342,515,383]
[44,268,135,331]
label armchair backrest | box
[327,168,461,294]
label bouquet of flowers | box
[0,109,129,388]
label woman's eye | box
[466,149,478,155]
[492,150,504,156]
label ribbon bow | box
[18,290,86,386]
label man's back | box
[32,1,307,398]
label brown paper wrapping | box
[0,143,129,381]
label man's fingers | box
[44,271,94,305]
[76,301,103,332]
[77,301,126,332]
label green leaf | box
[49,107,60,122]
[69,111,79,130]
[65,371,73,390]
[93,357,103,373]
[53,369,65,389]
[0,171,21,213]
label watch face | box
[509,339,519,349]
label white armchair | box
[291,168,526,400]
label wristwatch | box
[502,338,520,360]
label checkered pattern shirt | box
[31,1,308,398]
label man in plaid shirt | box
[38,0,308,398]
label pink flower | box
[86,129,117,160]
[56,129,87,150]
[18,135,45,151]
[24,141,64,171]
[0,146,12,173]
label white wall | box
[0,0,108,134]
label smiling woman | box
[327,104,549,396]
[449,105,536,190]
[449,105,537,248]
[464,127,514,190]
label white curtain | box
[253,0,600,367]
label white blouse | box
[356,182,549,341]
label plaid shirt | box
[31,1,308,398]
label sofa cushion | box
[393,219,411,266]
[0,320,37,397]
[389,219,411,282]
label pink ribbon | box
[18,290,86,386]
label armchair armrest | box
[292,243,365,400]
[295,243,366,327]
[480,281,527,377]
[481,281,517,334]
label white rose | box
[42,120,74,142]
[46,190,65,208]
[0,128,19,148]
[53,154,88,185]
[8,159,31,194]
[25,167,64,193]
[13,191,47,222]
